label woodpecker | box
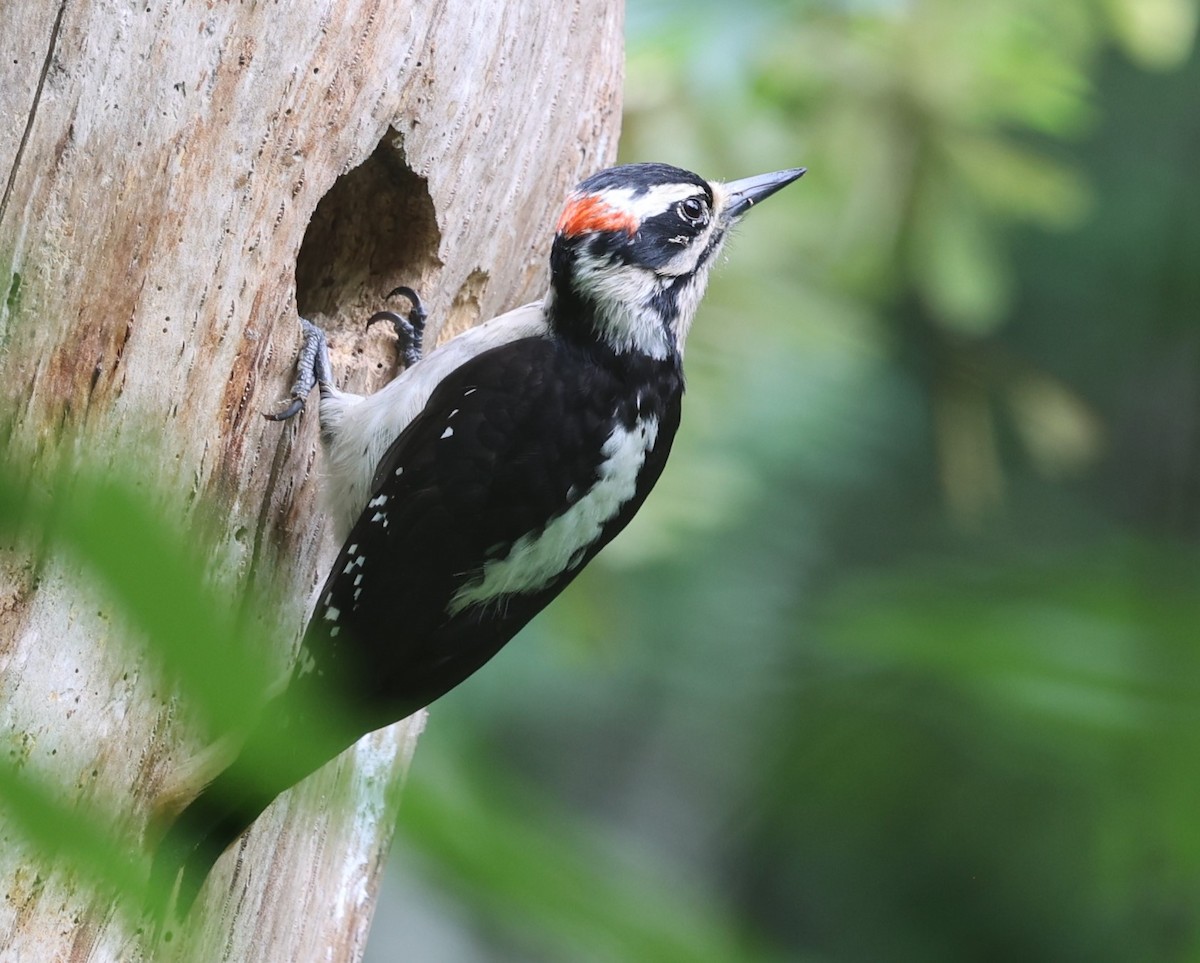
[152,161,804,917]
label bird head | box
[548,162,805,360]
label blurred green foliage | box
[0,460,305,926]
[371,1,1200,961]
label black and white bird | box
[152,161,804,916]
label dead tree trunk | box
[0,1,622,959]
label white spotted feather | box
[448,416,661,614]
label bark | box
[0,1,623,959]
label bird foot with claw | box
[265,287,427,422]
[366,286,428,369]
[265,317,332,422]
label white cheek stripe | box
[448,417,660,615]
[598,183,704,221]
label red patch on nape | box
[556,194,638,238]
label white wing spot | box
[296,650,317,676]
[354,587,362,601]
[330,626,340,637]
[441,426,454,439]
[394,466,404,476]
[449,408,459,418]
[324,606,341,622]
[371,511,387,523]
[348,544,358,554]
[368,494,388,508]
[464,387,477,396]
[354,574,363,586]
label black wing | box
[298,335,682,726]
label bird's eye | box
[679,197,707,224]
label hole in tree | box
[296,129,440,318]
[295,129,441,389]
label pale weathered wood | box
[0,0,623,959]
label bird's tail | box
[148,744,282,922]
[147,688,360,923]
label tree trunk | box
[0,1,622,959]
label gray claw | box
[265,318,332,422]
[265,396,306,422]
[367,286,427,368]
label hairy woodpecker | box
[152,161,804,917]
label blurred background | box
[365,0,1200,959]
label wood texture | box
[0,0,623,958]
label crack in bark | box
[0,0,68,229]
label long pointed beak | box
[723,167,806,221]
